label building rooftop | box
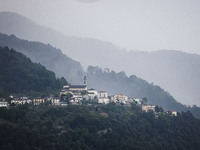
[88,88,96,90]
[98,91,106,93]
[69,85,86,88]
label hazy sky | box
[1,0,200,54]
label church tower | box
[84,76,87,86]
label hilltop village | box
[0,76,177,116]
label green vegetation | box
[0,104,200,150]
[0,46,67,98]
[155,105,164,113]
[61,93,73,104]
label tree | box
[142,97,148,104]
[61,93,73,104]
[81,90,88,96]
[155,105,164,113]
[66,93,73,104]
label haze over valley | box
[0,11,200,106]
[1,0,200,54]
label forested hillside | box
[0,33,84,84]
[0,46,67,98]
[86,66,200,118]
[0,104,200,150]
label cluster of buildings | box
[58,76,177,116]
[11,97,32,105]
[33,97,60,105]
[0,98,8,107]
[0,96,61,107]
[0,76,177,116]
[60,76,133,105]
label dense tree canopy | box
[0,46,68,98]
[0,104,200,150]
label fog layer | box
[0,12,200,106]
[1,0,200,54]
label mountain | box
[86,66,200,118]
[1,104,200,150]
[1,11,200,117]
[0,33,84,84]
[0,11,200,106]
[0,12,119,68]
[123,50,200,106]
[1,35,200,118]
[0,46,67,97]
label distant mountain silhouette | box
[86,66,200,118]
[1,11,200,106]
[1,33,200,118]
[0,33,84,84]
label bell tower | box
[84,76,87,86]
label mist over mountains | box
[0,33,175,105]
[0,11,200,106]
[1,1,200,149]
[0,33,84,84]
[0,34,200,118]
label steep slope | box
[1,36,200,118]
[124,50,200,106]
[87,66,184,111]
[0,34,194,116]
[0,46,67,97]
[86,66,200,118]
[0,11,200,106]
[0,33,84,84]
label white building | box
[98,97,109,104]
[82,95,90,101]
[134,98,141,104]
[33,98,45,105]
[98,91,108,98]
[111,94,128,103]
[104,68,110,73]
[171,111,177,116]
[60,76,87,98]
[87,88,98,99]
[142,105,155,112]
[0,98,9,107]
[51,97,60,105]
[97,91,109,104]
[128,98,134,103]
[60,102,68,106]
[71,94,83,102]
[11,97,32,105]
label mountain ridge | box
[1,33,200,118]
[0,33,84,84]
[1,11,200,106]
